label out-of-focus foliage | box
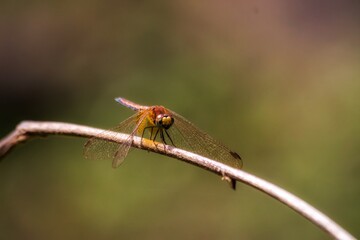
[0,1,359,239]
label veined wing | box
[167,110,242,169]
[84,113,139,168]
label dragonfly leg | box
[141,128,146,145]
[149,127,154,140]
[142,126,154,142]
[160,129,168,145]
[153,128,160,142]
[151,128,162,150]
[164,129,176,147]
[141,127,156,153]
[159,129,171,154]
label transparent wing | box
[84,113,139,168]
[167,110,242,169]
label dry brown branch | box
[0,121,356,240]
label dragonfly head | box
[155,113,174,130]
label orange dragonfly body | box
[85,97,242,172]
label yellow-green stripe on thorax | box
[136,109,156,135]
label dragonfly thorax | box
[155,114,174,130]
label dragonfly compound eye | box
[156,114,174,129]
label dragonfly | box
[84,97,242,188]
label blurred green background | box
[0,1,359,239]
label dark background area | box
[0,1,359,239]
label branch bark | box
[0,121,356,240]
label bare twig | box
[0,121,356,240]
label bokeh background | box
[0,1,359,239]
